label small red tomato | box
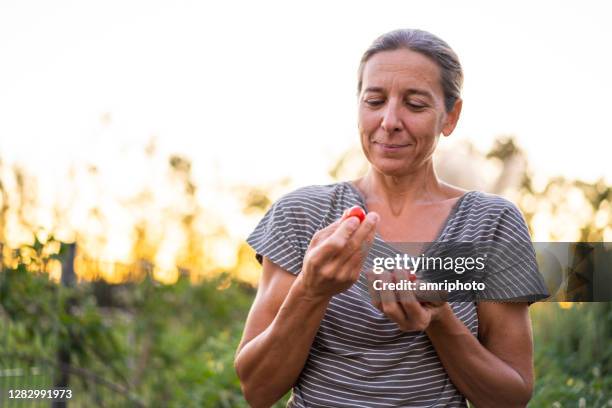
[342,205,366,223]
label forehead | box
[362,48,443,95]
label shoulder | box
[246,182,360,272]
[449,191,531,240]
[462,191,524,219]
[465,190,516,209]
[271,182,358,227]
[276,182,349,206]
[247,182,354,274]
[277,182,356,204]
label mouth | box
[372,141,413,151]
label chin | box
[372,159,413,177]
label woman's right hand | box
[298,211,379,300]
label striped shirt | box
[247,181,548,407]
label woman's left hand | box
[368,269,449,332]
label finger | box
[393,269,419,304]
[410,276,448,305]
[366,269,382,310]
[344,222,378,282]
[336,212,379,264]
[313,217,361,262]
[341,250,364,284]
[415,287,448,306]
[358,215,378,255]
[336,249,367,286]
[309,218,343,247]
[392,269,430,322]
[379,270,400,307]
[380,302,410,331]
[379,277,411,330]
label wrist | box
[294,274,332,306]
[426,303,454,334]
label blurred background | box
[1,0,611,406]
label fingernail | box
[367,212,379,224]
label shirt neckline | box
[342,181,475,250]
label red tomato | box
[342,206,366,223]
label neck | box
[356,163,448,215]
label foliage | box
[1,240,258,406]
[530,303,612,407]
[2,250,610,406]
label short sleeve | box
[246,191,317,275]
[477,203,550,304]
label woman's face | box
[358,48,461,177]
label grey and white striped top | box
[247,181,548,407]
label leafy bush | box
[1,242,609,407]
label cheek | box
[411,114,439,138]
[358,110,379,137]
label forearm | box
[425,305,532,408]
[235,277,329,407]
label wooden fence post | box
[52,242,76,408]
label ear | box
[442,98,463,137]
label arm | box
[373,270,534,406]
[425,302,534,408]
[374,202,541,406]
[235,213,379,407]
[234,258,329,407]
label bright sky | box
[2,0,611,181]
[0,0,611,264]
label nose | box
[380,100,403,134]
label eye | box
[406,101,426,110]
[364,99,384,107]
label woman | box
[235,29,548,407]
